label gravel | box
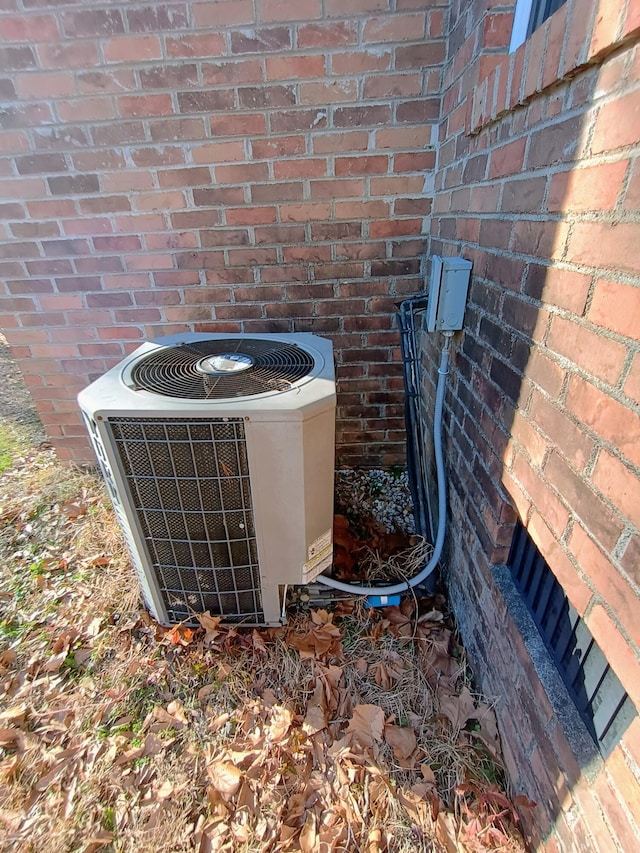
[335,468,416,535]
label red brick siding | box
[0,0,447,466]
[431,0,640,849]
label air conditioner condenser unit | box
[77,333,336,627]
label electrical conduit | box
[317,331,454,596]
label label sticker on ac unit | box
[303,542,333,583]
[308,529,332,562]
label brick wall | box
[429,0,640,849]
[0,0,447,466]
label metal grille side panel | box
[106,417,265,625]
[80,412,167,622]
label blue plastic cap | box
[367,594,402,608]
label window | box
[509,0,568,52]
[507,522,636,757]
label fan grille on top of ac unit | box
[130,338,315,399]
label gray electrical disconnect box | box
[426,255,472,332]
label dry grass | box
[0,432,530,853]
[361,538,433,584]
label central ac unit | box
[77,333,336,627]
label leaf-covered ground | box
[0,397,531,852]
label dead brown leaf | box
[346,704,385,749]
[287,613,343,660]
[82,831,113,853]
[0,649,17,667]
[73,648,93,667]
[267,705,293,744]
[303,679,328,736]
[0,728,23,749]
[381,603,414,640]
[436,811,460,853]
[471,701,501,758]
[166,699,188,725]
[42,650,68,673]
[299,809,318,853]
[440,686,477,731]
[372,653,404,690]
[166,624,195,646]
[252,629,268,654]
[384,723,417,762]
[355,657,368,676]
[208,760,243,798]
[198,683,217,702]
[198,611,224,645]
[0,705,28,727]
[62,500,87,520]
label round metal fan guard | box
[129,338,316,400]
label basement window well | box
[507,522,636,757]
